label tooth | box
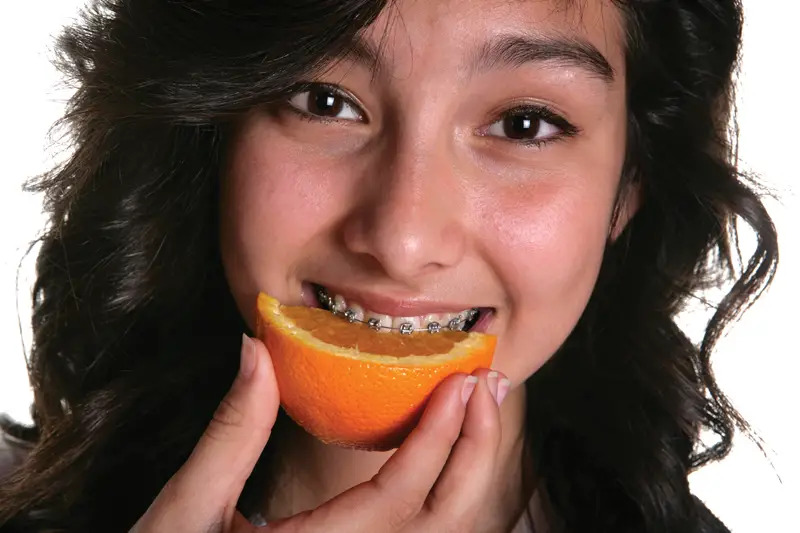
[449,309,473,324]
[444,314,464,331]
[399,323,414,335]
[330,297,477,333]
[364,311,392,331]
[392,316,421,332]
[427,322,442,334]
[422,313,440,327]
[348,303,364,322]
[333,294,347,313]
[440,312,455,326]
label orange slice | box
[256,292,496,450]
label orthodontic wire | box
[316,287,478,335]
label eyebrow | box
[341,32,615,84]
[474,34,615,83]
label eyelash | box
[494,105,579,148]
[282,83,580,148]
[282,83,363,125]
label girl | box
[0,0,778,531]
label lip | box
[308,281,486,317]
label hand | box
[130,334,510,533]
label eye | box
[287,84,363,122]
[485,106,577,146]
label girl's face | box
[221,0,631,386]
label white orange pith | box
[256,292,497,450]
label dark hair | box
[0,0,778,532]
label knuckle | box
[476,417,501,449]
[417,414,461,448]
[441,520,473,533]
[421,502,476,533]
[204,397,246,442]
[370,479,425,530]
[386,495,423,530]
[421,488,444,516]
[465,405,501,446]
[459,438,484,461]
[418,507,473,533]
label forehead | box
[359,0,626,81]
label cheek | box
[476,102,627,378]
[479,172,618,379]
[487,180,612,301]
[219,115,350,320]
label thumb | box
[140,334,280,530]
[183,334,279,492]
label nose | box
[341,137,467,284]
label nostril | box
[339,193,467,282]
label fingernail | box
[240,333,257,378]
[496,378,511,406]
[461,376,478,404]
[487,371,500,403]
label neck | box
[260,384,531,532]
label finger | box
[181,335,279,500]
[133,334,280,532]
[268,372,475,533]
[420,368,508,525]
[231,510,264,532]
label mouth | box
[304,282,494,334]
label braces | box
[316,286,478,335]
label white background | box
[0,2,797,531]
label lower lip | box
[469,308,494,334]
[302,281,495,334]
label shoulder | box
[509,486,565,533]
[0,427,32,481]
[693,496,731,533]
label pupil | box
[503,114,539,140]
[310,88,342,116]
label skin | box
[134,0,635,531]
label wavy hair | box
[0,1,778,532]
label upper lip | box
[318,283,480,316]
